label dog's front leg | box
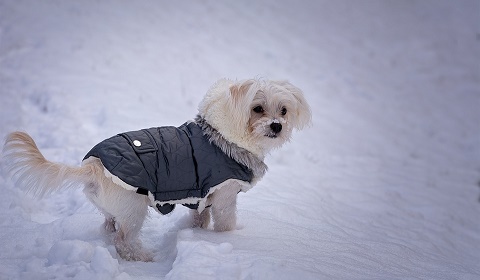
[210,182,241,232]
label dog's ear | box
[229,79,255,101]
[272,80,312,130]
[226,79,259,133]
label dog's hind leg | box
[82,164,152,261]
[111,192,152,262]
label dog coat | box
[83,122,253,214]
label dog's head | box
[198,78,311,158]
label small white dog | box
[2,78,311,261]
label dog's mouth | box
[265,133,278,139]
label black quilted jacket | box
[83,122,253,214]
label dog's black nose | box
[270,122,282,133]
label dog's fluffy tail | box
[2,132,95,197]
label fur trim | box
[155,179,251,214]
[103,163,250,214]
[194,115,267,184]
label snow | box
[1,0,479,279]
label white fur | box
[2,78,311,261]
[199,78,311,158]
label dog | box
[2,78,311,261]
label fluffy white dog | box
[3,78,311,261]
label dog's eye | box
[281,107,287,116]
[253,106,264,113]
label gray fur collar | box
[194,115,267,181]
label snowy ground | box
[1,0,479,279]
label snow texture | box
[1,0,479,279]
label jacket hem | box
[84,155,251,215]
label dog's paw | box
[114,239,153,262]
[119,249,153,262]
